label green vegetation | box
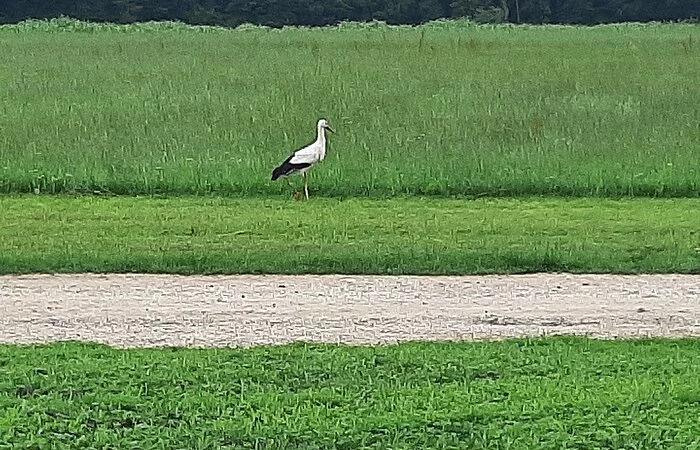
[1,196,698,274]
[1,0,699,27]
[0,21,697,275]
[2,338,700,448]
[1,21,698,198]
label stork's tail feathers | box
[271,163,292,181]
[271,158,311,181]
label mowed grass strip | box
[2,338,700,448]
[0,20,698,197]
[0,196,698,274]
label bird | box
[271,118,334,200]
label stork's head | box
[318,119,334,134]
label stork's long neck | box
[316,124,327,159]
[316,125,326,146]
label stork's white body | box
[287,123,328,170]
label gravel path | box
[2,274,700,348]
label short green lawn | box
[0,196,698,274]
[2,338,700,449]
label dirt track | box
[1,274,699,348]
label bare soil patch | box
[1,274,699,348]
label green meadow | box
[3,338,700,449]
[0,196,698,274]
[0,20,699,274]
[0,19,698,198]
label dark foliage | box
[1,0,698,26]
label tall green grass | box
[0,19,698,197]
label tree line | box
[1,0,698,27]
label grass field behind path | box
[2,337,700,449]
[1,196,698,275]
[0,20,698,198]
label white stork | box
[271,118,334,199]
